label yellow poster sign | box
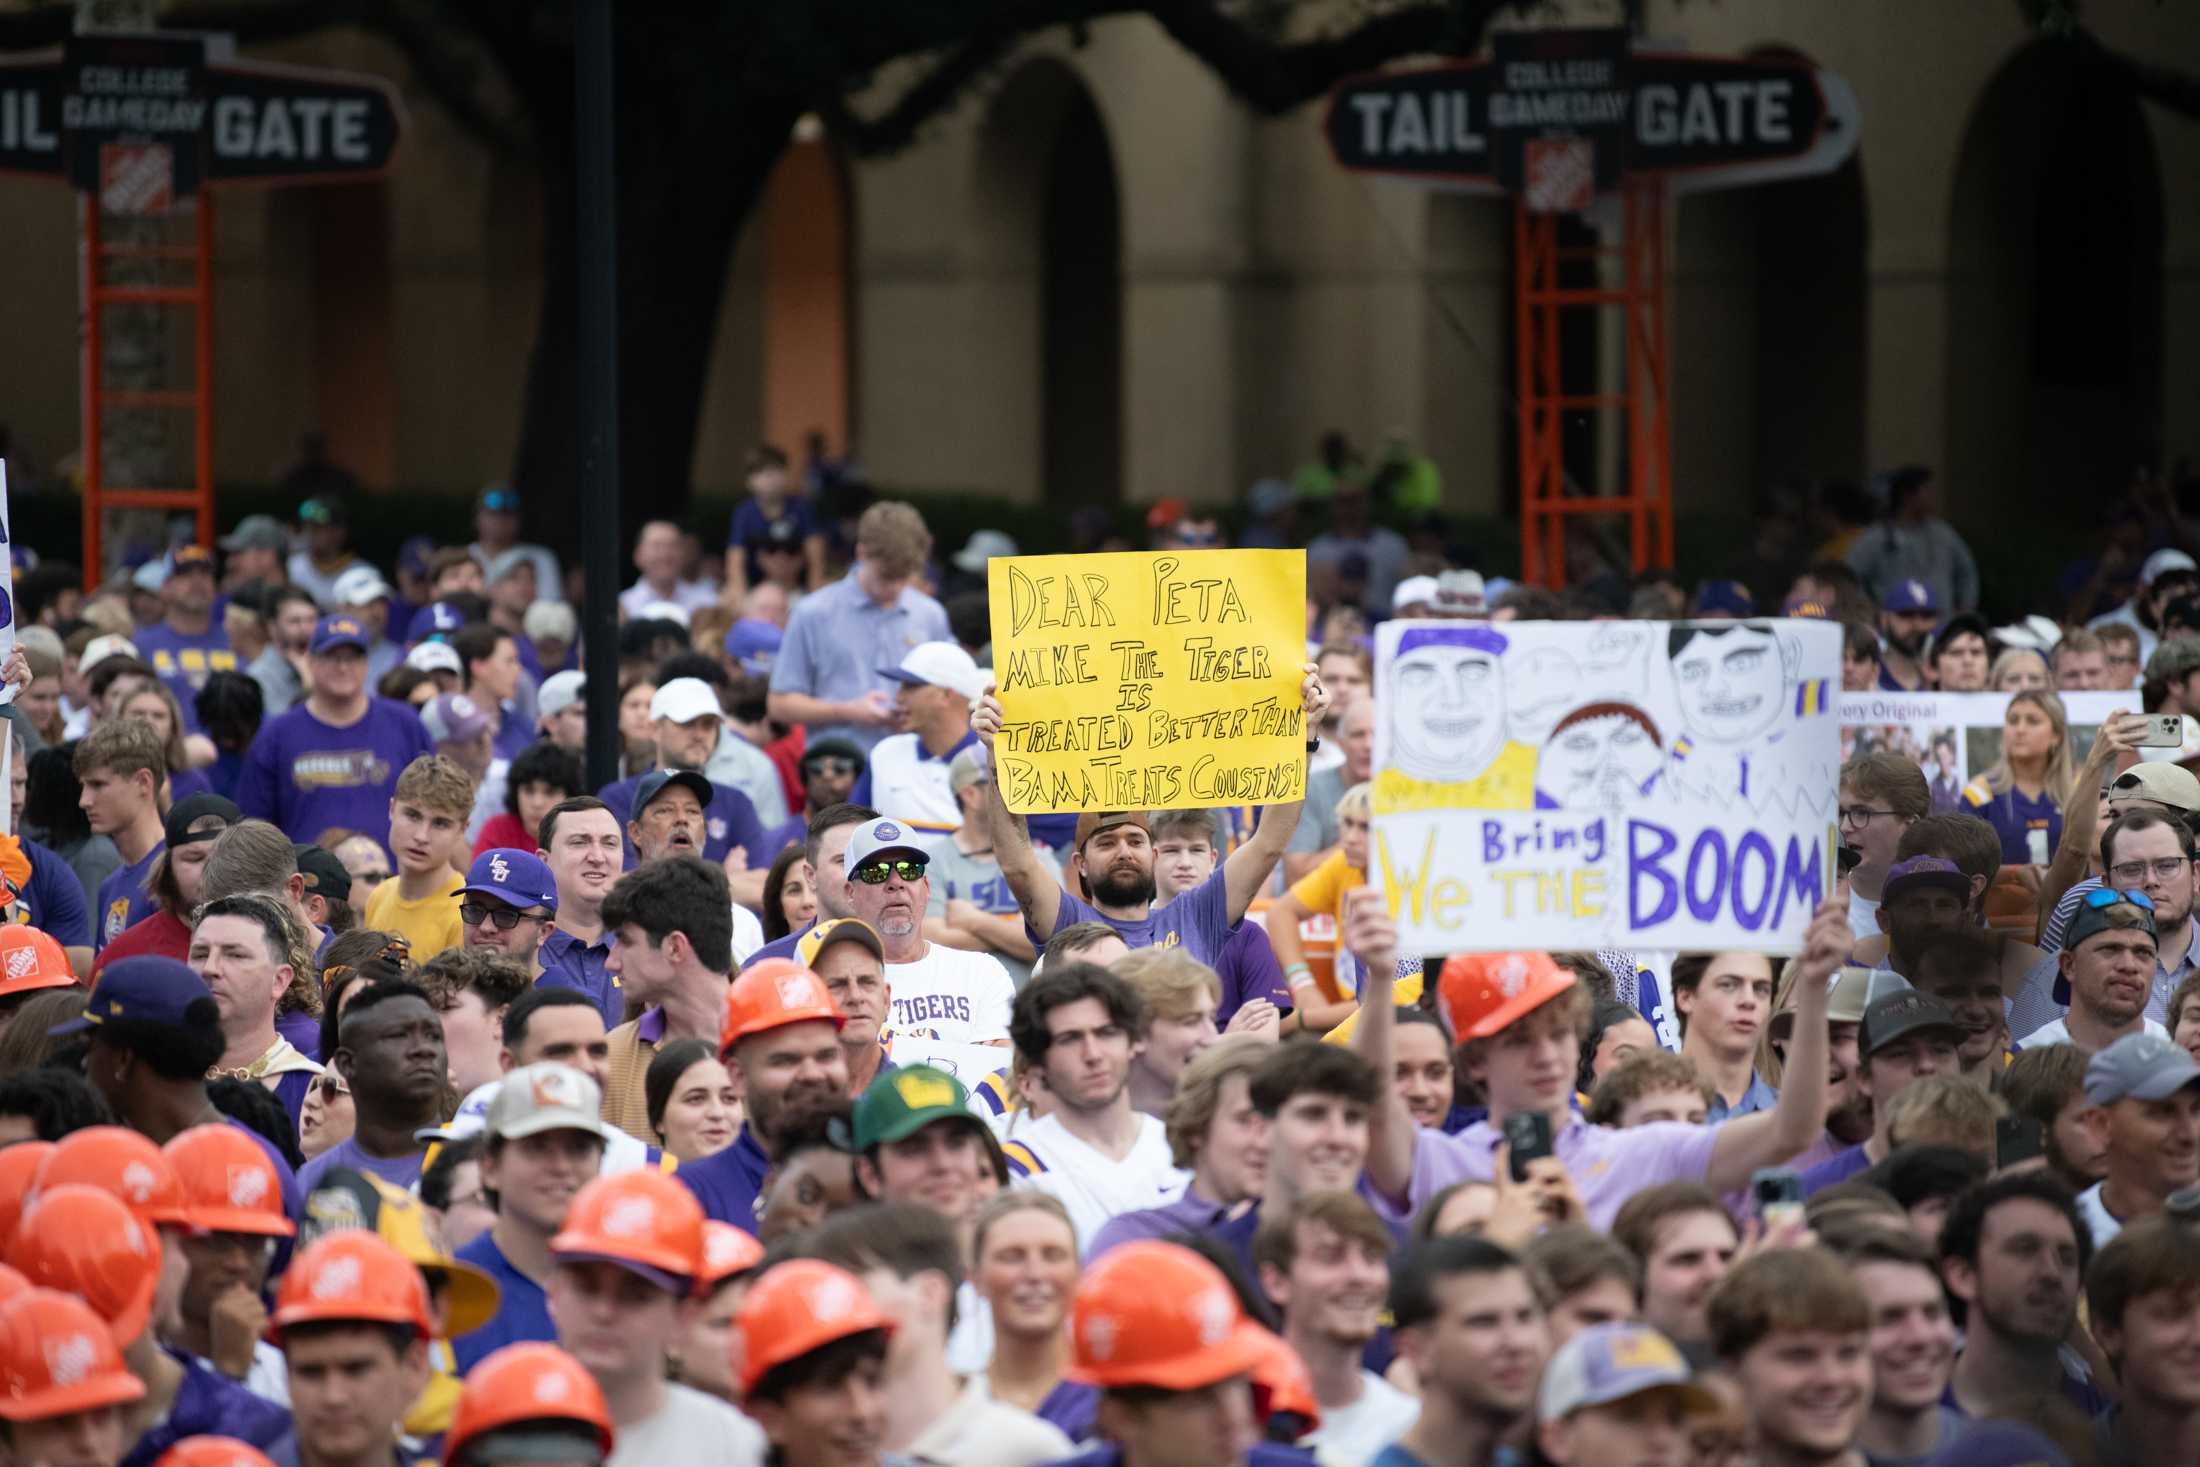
[985,549,1309,815]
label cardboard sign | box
[1371,618,1842,953]
[1840,689,2143,812]
[985,549,1307,815]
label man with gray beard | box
[839,815,1014,1050]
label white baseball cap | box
[2144,549,2199,588]
[878,641,987,702]
[331,565,395,608]
[406,641,462,677]
[538,670,586,720]
[79,634,141,675]
[649,677,722,725]
[635,599,691,628]
[1391,576,1438,612]
[953,530,1018,574]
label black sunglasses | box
[461,901,542,930]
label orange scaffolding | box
[79,190,216,583]
[1514,175,1672,589]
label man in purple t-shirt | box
[235,614,433,849]
[1149,809,1289,1027]
[967,668,1327,970]
[1347,885,1852,1230]
[134,545,239,733]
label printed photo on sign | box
[1373,617,1842,955]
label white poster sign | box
[1372,618,1843,954]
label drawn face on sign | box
[1668,623,1787,745]
[1537,704,1664,809]
[1390,627,1509,779]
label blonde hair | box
[393,754,479,820]
[1112,946,1222,1021]
[1981,689,2075,806]
[1162,1034,1268,1169]
[1884,1074,2003,1154]
[1338,782,1372,822]
[118,680,194,784]
[970,1190,1078,1261]
[1989,647,2051,692]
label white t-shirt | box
[608,1382,766,1467]
[887,944,1016,1046]
[905,1378,1073,1467]
[1307,1371,1421,1467]
[729,902,764,966]
[1847,886,1882,945]
[1005,1111,1188,1248]
[2077,1181,2124,1248]
[2017,1016,2169,1049]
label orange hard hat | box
[163,1125,296,1238]
[1247,1328,1320,1434]
[720,959,842,1054]
[1437,951,1577,1041]
[0,1263,28,1310]
[0,1140,56,1239]
[7,1184,162,1347]
[0,1288,147,1423]
[0,926,75,999]
[548,1169,704,1284]
[696,1221,764,1291]
[443,1343,614,1467]
[272,1231,433,1342]
[155,1438,281,1467]
[734,1259,894,1400]
[34,1125,191,1226]
[1067,1240,1269,1391]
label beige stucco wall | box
[0,0,2193,532]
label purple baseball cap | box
[456,849,559,913]
[1880,856,1970,904]
[420,692,491,746]
[1885,579,1939,614]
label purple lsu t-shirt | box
[133,623,241,733]
[1395,1114,1721,1231]
[1214,919,1290,1024]
[234,697,434,849]
[1034,865,1234,967]
[94,843,162,953]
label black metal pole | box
[575,0,621,793]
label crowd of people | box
[0,450,2198,1467]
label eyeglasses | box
[2084,886,2156,911]
[852,859,928,885]
[2107,856,2192,886]
[1838,807,1899,829]
[315,1075,350,1100]
[805,758,859,777]
[461,901,542,930]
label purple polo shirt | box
[1214,920,1289,1024]
[1085,1186,1237,1261]
[678,1122,772,1234]
[1398,1114,1721,1231]
[538,926,622,1027]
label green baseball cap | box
[852,1065,981,1149]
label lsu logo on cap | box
[331,617,361,637]
[490,854,511,884]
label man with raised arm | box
[966,665,1330,960]
[1346,884,1849,1229]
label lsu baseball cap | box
[1692,579,1754,617]
[1884,579,1939,614]
[1536,1322,1717,1425]
[849,1066,984,1151]
[420,693,491,746]
[458,850,559,913]
[538,670,586,720]
[879,642,988,702]
[310,615,370,656]
[1072,811,1150,852]
[2107,762,2200,812]
[844,817,928,874]
[794,918,884,971]
[649,679,722,725]
[486,1064,610,1143]
[406,602,465,645]
[633,769,713,818]
[2084,1032,2200,1107]
[1881,856,1971,905]
[1858,989,1961,1060]
[167,545,216,576]
[49,956,214,1037]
